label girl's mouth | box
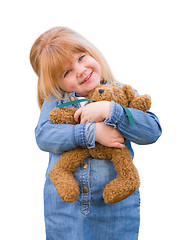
[81,71,93,84]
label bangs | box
[42,41,87,79]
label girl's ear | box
[122,85,135,102]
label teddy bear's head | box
[88,84,151,112]
[88,84,135,108]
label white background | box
[0,0,179,239]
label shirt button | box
[70,96,75,101]
[83,163,88,169]
[83,187,89,193]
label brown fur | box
[49,84,151,204]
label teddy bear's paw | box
[129,94,151,112]
[49,108,77,124]
[57,181,80,203]
[103,178,139,204]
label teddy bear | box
[49,84,151,204]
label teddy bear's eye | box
[114,93,117,96]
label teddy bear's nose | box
[99,89,105,94]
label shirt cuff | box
[85,122,96,148]
[73,122,96,149]
[104,101,125,128]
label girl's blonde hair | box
[30,27,116,109]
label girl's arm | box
[74,96,162,145]
[35,99,96,154]
[104,101,162,145]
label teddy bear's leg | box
[49,147,90,203]
[103,148,140,204]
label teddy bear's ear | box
[122,85,135,102]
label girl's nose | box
[76,66,86,78]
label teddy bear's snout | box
[98,89,105,94]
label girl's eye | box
[64,70,71,78]
[78,55,85,62]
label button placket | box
[80,159,90,215]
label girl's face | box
[58,53,101,97]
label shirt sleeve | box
[35,99,96,154]
[104,100,162,145]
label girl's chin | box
[79,80,101,96]
[88,80,100,90]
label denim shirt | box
[35,85,162,240]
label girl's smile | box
[80,71,93,85]
[58,53,101,97]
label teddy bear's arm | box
[49,107,78,125]
[129,94,151,112]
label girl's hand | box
[74,101,111,123]
[95,122,125,148]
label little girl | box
[30,27,162,240]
